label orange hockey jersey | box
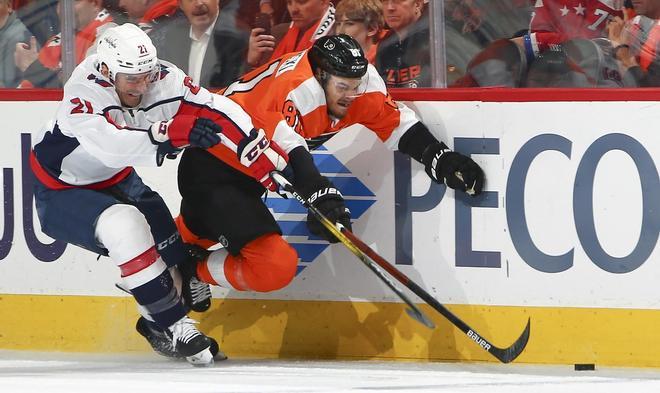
[209,49,419,176]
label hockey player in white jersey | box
[30,23,287,366]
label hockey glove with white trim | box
[298,177,352,243]
[422,142,484,196]
[150,116,222,149]
[237,128,289,192]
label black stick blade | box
[489,317,531,363]
[405,307,436,329]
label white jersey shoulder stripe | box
[363,64,387,95]
[287,76,326,117]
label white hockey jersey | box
[31,55,261,189]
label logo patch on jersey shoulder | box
[87,74,112,87]
[276,52,305,77]
[159,64,169,80]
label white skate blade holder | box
[187,347,215,367]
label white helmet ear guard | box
[96,23,159,83]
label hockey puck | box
[574,363,595,371]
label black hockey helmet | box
[308,34,368,79]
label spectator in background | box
[443,0,486,78]
[376,0,430,87]
[259,0,275,19]
[443,0,532,83]
[155,0,248,89]
[259,0,293,25]
[445,0,533,47]
[334,0,384,64]
[523,36,632,87]
[451,38,527,87]
[609,0,660,85]
[15,0,58,47]
[103,0,130,23]
[247,0,334,69]
[0,0,30,87]
[456,36,629,88]
[118,0,178,30]
[625,0,637,19]
[14,0,113,88]
[513,0,624,63]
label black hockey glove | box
[156,140,182,166]
[187,118,222,149]
[298,177,352,243]
[422,142,484,196]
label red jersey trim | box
[30,150,133,190]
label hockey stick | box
[272,173,434,329]
[271,172,530,363]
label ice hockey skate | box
[136,316,184,359]
[168,316,214,366]
[136,316,227,364]
[179,247,213,312]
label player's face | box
[114,71,155,107]
[323,74,364,119]
[286,0,329,29]
[382,0,422,32]
[179,0,220,30]
[335,17,371,52]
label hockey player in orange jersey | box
[173,35,484,323]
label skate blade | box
[186,348,214,367]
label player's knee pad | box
[198,233,298,292]
[95,204,154,264]
[229,233,298,292]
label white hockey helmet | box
[96,23,159,83]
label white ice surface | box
[2,351,660,393]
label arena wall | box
[0,89,658,367]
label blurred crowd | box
[2,0,660,89]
